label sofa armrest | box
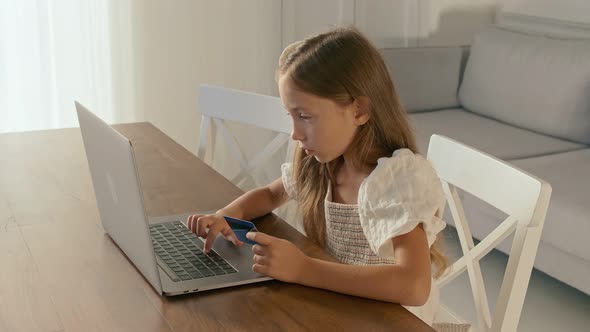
[380,46,468,113]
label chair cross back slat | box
[213,118,249,170]
[232,132,290,187]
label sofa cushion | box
[381,47,463,113]
[456,149,590,264]
[409,108,585,159]
[458,26,590,144]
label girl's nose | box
[291,126,304,141]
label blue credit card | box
[223,216,258,245]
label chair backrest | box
[197,85,293,188]
[427,135,552,332]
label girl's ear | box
[353,96,371,126]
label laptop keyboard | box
[149,221,237,282]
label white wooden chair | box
[197,84,294,189]
[427,135,552,332]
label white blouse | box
[357,148,447,258]
[281,148,447,325]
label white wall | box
[282,0,500,48]
[419,0,498,46]
[500,0,590,24]
[282,0,355,48]
[282,0,422,48]
[129,0,282,155]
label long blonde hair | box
[277,27,447,278]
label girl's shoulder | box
[366,148,436,182]
[358,148,446,257]
[359,148,443,205]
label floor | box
[439,226,590,332]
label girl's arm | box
[302,225,431,306]
[217,177,289,220]
[248,224,432,306]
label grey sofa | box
[381,23,590,295]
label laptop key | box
[201,269,215,277]
[179,274,192,281]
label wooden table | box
[0,123,434,332]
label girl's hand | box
[246,232,310,283]
[186,213,243,254]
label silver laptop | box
[75,101,271,296]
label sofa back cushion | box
[381,47,464,113]
[459,26,590,144]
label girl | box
[187,27,447,325]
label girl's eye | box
[285,112,311,120]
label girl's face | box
[278,75,360,163]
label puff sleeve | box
[358,149,446,258]
[281,162,297,199]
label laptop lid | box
[75,101,163,294]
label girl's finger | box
[252,244,266,256]
[203,223,222,254]
[220,227,243,246]
[252,263,269,276]
[196,217,212,238]
[187,215,194,231]
[246,231,274,246]
[253,254,268,266]
[187,214,203,233]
